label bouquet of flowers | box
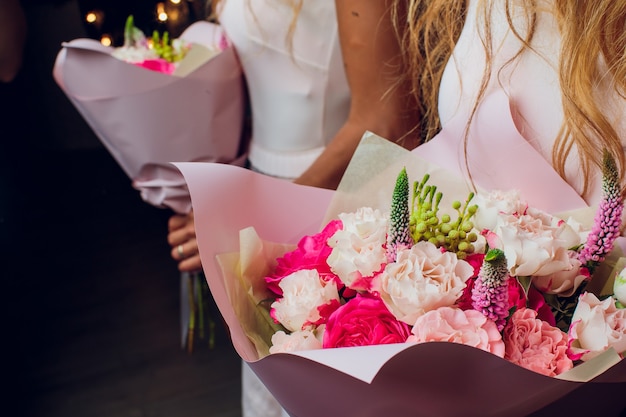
[175,91,625,416]
[265,158,625,364]
[53,17,247,352]
[111,15,202,76]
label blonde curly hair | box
[393,0,626,198]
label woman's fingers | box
[171,238,199,260]
[177,254,203,272]
[167,212,202,271]
[168,213,188,232]
[170,237,202,272]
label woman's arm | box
[294,0,421,190]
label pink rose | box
[135,58,176,74]
[508,278,556,326]
[567,292,626,361]
[379,242,473,324]
[504,308,573,376]
[265,220,343,296]
[531,251,589,296]
[407,307,505,357]
[485,206,584,278]
[323,295,412,348]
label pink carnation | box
[265,220,343,296]
[407,307,505,357]
[504,308,573,376]
[323,295,411,348]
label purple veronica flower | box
[578,151,624,272]
[471,249,509,331]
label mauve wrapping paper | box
[175,90,625,416]
[53,21,246,214]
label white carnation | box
[269,327,324,353]
[271,270,339,332]
[379,241,473,324]
[326,207,388,288]
[111,46,159,63]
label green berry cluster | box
[151,31,188,63]
[408,173,479,259]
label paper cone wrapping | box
[174,90,626,416]
[53,21,246,214]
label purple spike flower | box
[578,151,624,272]
[471,249,509,331]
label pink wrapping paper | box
[412,90,587,214]
[53,21,246,214]
[175,90,625,416]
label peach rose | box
[407,306,505,357]
[379,242,473,324]
[567,292,626,361]
[485,206,584,279]
[504,308,573,376]
[531,251,589,297]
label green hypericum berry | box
[407,172,479,258]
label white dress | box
[219,0,350,179]
[217,1,350,416]
[436,0,626,208]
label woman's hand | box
[167,211,202,272]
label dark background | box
[2,1,242,416]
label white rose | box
[111,46,159,63]
[269,327,324,353]
[379,241,474,324]
[614,266,626,306]
[532,251,588,296]
[473,189,528,231]
[568,292,626,361]
[327,207,388,289]
[490,206,584,278]
[270,269,339,332]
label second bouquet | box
[53,17,247,352]
[53,17,247,213]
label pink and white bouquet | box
[53,18,246,214]
[110,15,195,75]
[265,159,625,378]
[176,91,625,416]
[53,17,247,352]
